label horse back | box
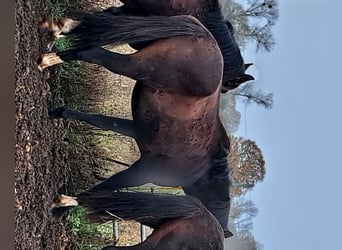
[132,34,223,97]
[121,0,219,17]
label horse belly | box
[136,111,216,157]
[132,85,219,156]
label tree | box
[228,135,266,193]
[224,230,263,250]
[233,82,273,109]
[219,92,241,133]
[226,197,263,250]
[230,197,258,221]
[221,0,279,52]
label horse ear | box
[224,20,234,32]
[244,63,253,70]
[224,230,234,238]
[236,74,254,84]
[221,74,254,93]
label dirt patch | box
[15,0,76,249]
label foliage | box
[66,207,114,249]
[228,135,265,195]
[221,0,279,52]
[227,197,263,250]
[234,82,274,109]
[219,92,242,134]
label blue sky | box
[233,0,342,249]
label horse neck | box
[202,10,245,81]
[199,0,220,15]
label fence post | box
[113,221,119,245]
[140,224,146,242]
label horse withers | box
[39,13,234,237]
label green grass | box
[49,0,79,19]
[54,36,73,51]
[48,0,78,53]
[66,207,114,250]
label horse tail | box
[66,13,209,50]
[77,191,204,228]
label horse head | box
[221,64,254,93]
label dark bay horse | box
[41,0,254,92]
[53,191,224,249]
[106,0,254,92]
[39,13,234,237]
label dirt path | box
[15,0,73,249]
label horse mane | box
[77,191,204,228]
[202,10,245,81]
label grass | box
[48,0,78,53]
[66,207,114,250]
[49,0,79,18]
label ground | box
[15,0,141,249]
[14,0,81,248]
[15,0,73,248]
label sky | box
[229,0,342,249]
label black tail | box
[66,13,208,50]
[77,191,204,228]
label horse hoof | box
[39,16,79,38]
[39,16,63,38]
[52,194,78,208]
[50,206,69,220]
[48,107,65,118]
[37,53,63,71]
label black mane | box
[202,10,245,81]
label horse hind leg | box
[48,107,137,138]
[39,16,80,38]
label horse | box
[53,191,224,249]
[40,0,254,92]
[38,12,236,238]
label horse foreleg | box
[49,107,137,138]
[83,156,181,193]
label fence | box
[111,186,183,245]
